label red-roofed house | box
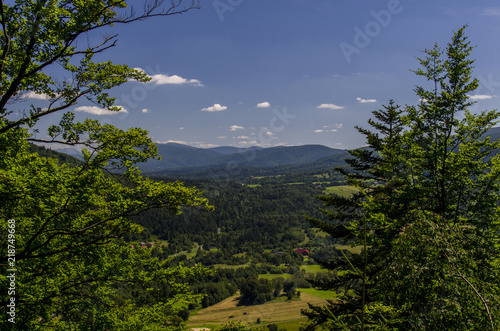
[295,248,309,256]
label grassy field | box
[187,290,333,330]
[258,273,292,280]
[324,185,358,197]
[300,264,328,274]
[335,244,364,254]
[298,288,337,300]
[210,263,250,269]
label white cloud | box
[141,108,151,113]
[133,67,203,86]
[323,123,343,129]
[230,125,244,131]
[481,8,500,16]
[156,140,188,145]
[201,103,228,112]
[21,91,53,100]
[237,135,250,139]
[154,140,219,148]
[314,129,324,133]
[256,101,271,108]
[468,94,494,100]
[217,136,227,139]
[150,74,203,86]
[193,142,219,148]
[75,105,128,115]
[235,140,258,146]
[317,103,344,110]
[179,127,184,130]
[357,97,377,103]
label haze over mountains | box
[53,126,500,175]
[138,143,349,173]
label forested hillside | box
[2,0,500,329]
[129,174,340,257]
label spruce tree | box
[303,26,500,330]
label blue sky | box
[29,0,500,149]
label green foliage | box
[0,0,211,329]
[303,26,500,330]
[239,278,274,305]
[0,121,213,329]
[131,178,325,258]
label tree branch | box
[0,0,48,110]
[0,0,11,76]
[0,90,87,134]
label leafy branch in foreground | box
[0,1,212,329]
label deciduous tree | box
[0,1,212,330]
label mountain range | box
[53,126,500,175]
[137,143,348,173]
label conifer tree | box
[303,26,500,330]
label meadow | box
[187,288,336,330]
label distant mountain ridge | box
[51,126,500,175]
[137,143,346,173]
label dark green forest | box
[1,0,499,329]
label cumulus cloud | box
[21,91,53,100]
[141,108,151,113]
[150,74,203,86]
[201,104,227,112]
[237,135,250,139]
[75,105,128,115]
[317,103,344,110]
[256,102,271,108]
[468,94,494,100]
[133,68,203,86]
[357,97,377,103]
[314,129,324,133]
[323,124,343,129]
[230,125,244,131]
